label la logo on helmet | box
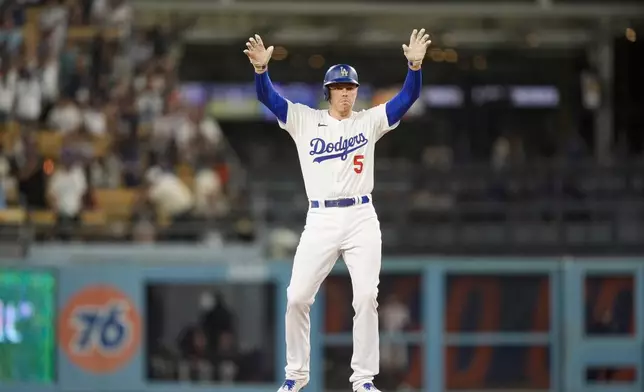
[340,67,348,77]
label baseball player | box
[244,29,430,392]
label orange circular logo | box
[58,285,141,373]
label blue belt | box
[310,195,370,209]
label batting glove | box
[402,28,431,70]
[243,34,274,74]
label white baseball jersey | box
[278,100,399,200]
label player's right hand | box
[402,28,431,69]
[243,34,274,73]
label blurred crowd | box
[0,0,250,243]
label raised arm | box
[385,67,422,127]
[255,72,288,124]
[385,29,431,126]
[244,34,288,124]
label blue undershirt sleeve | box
[255,71,288,124]
[385,68,422,126]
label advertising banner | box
[56,265,143,391]
[0,269,56,384]
[179,83,561,122]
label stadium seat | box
[4,186,18,204]
[157,213,171,228]
[36,132,111,159]
[81,210,107,226]
[37,132,63,158]
[1,123,19,145]
[94,189,138,220]
[25,8,41,25]
[137,123,151,138]
[0,209,26,224]
[93,136,112,158]
[23,8,42,59]
[30,210,56,226]
[67,27,122,41]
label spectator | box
[39,52,60,113]
[213,331,240,382]
[82,96,107,137]
[108,0,133,30]
[0,11,23,54]
[89,31,107,88]
[90,152,120,188]
[177,107,224,159]
[129,29,154,69]
[15,65,42,125]
[136,76,164,123]
[190,123,225,218]
[0,64,17,123]
[92,0,132,35]
[177,326,213,381]
[144,166,197,241]
[150,103,184,165]
[90,0,109,24]
[63,123,98,165]
[2,1,25,28]
[115,112,144,187]
[39,0,68,55]
[47,150,87,240]
[379,293,410,374]
[198,291,235,353]
[129,197,157,243]
[268,227,299,258]
[63,55,90,103]
[62,0,78,25]
[199,110,224,147]
[193,161,222,218]
[47,96,81,133]
[13,128,48,209]
[491,136,511,171]
[59,39,80,85]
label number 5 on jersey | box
[353,154,364,174]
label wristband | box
[408,61,422,70]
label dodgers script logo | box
[309,133,368,163]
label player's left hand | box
[402,28,431,69]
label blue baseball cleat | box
[278,379,307,392]
[355,383,381,392]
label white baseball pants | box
[284,202,382,390]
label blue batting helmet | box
[323,64,359,101]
